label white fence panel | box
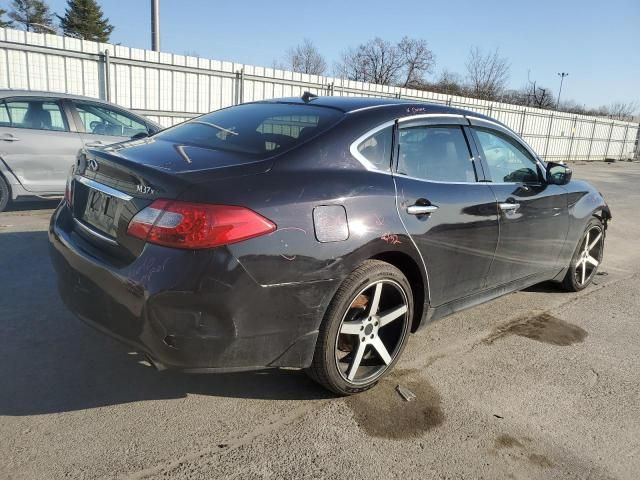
[0,27,637,161]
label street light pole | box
[557,72,569,108]
[151,0,160,51]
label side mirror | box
[546,162,572,185]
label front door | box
[0,98,83,194]
[469,122,569,287]
[393,118,499,307]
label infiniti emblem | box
[88,158,99,172]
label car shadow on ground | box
[522,281,564,293]
[4,199,60,212]
[0,231,332,417]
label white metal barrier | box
[0,27,637,161]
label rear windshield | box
[155,103,343,157]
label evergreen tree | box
[58,0,113,42]
[0,8,14,28]
[8,0,55,33]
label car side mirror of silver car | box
[546,162,572,185]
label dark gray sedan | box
[0,90,161,211]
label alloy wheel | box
[334,279,409,385]
[574,225,604,287]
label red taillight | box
[127,200,276,249]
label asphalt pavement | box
[1,161,639,480]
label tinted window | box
[0,102,9,126]
[474,128,540,183]
[356,126,393,171]
[4,99,68,131]
[75,102,148,137]
[155,103,343,156]
[397,126,476,182]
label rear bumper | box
[49,204,336,371]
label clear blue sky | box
[20,0,640,109]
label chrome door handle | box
[407,204,438,215]
[1,134,20,141]
[499,202,520,212]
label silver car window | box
[3,99,69,132]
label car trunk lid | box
[68,140,273,261]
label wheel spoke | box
[371,337,392,365]
[340,320,363,335]
[368,283,383,315]
[586,255,599,267]
[347,341,366,381]
[581,260,586,284]
[584,231,590,252]
[588,232,602,251]
[378,305,408,327]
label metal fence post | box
[619,123,630,160]
[518,110,526,136]
[586,119,597,161]
[234,68,244,105]
[543,113,554,159]
[103,49,111,102]
[604,121,615,159]
[567,116,577,162]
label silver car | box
[0,90,161,211]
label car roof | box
[0,89,117,103]
[0,89,161,127]
[249,95,513,139]
[263,94,500,124]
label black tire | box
[561,217,605,292]
[306,260,413,395]
[0,175,10,213]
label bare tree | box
[284,38,327,76]
[426,69,465,96]
[335,37,403,84]
[521,76,555,109]
[603,101,639,121]
[397,36,435,87]
[465,47,510,100]
[335,37,435,87]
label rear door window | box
[3,99,69,131]
[155,103,343,157]
[355,126,393,171]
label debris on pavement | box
[396,384,417,402]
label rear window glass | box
[155,103,343,156]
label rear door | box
[70,100,151,148]
[468,118,569,286]
[0,97,83,194]
[392,116,499,307]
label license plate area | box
[81,189,121,239]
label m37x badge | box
[136,184,155,195]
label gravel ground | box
[1,161,639,480]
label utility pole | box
[151,0,160,51]
[557,72,569,108]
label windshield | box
[155,103,343,156]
